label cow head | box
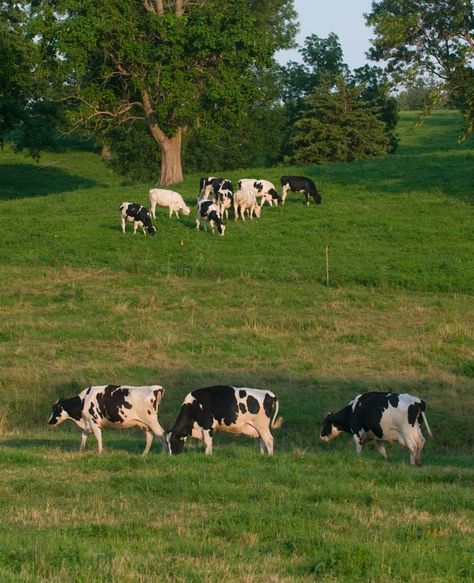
[254,206,262,218]
[166,431,187,455]
[182,205,191,216]
[320,412,343,442]
[48,395,84,427]
[48,399,69,426]
[147,224,157,236]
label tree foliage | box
[367,0,474,139]
[280,34,398,163]
[31,0,297,184]
[0,1,60,157]
[286,76,390,165]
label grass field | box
[0,111,473,582]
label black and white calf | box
[196,200,225,236]
[48,385,166,455]
[198,176,234,217]
[320,392,433,465]
[280,175,321,206]
[166,386,282,455]
[238,178,280,207]
[120,202,157,235]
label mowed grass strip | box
[0,111,473,581]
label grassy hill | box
[0,111,473,582]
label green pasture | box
[0,111,473,581]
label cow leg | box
[281,185,289,205]
[150,202,156,219]
[202,430,213,455]
[142,429,154,456]
[121,217,126,233]
[80,429,90,452]
[149,419,167,452]
[304,193,310,206]
[353,434,364,455]
[375,442,388,459]
[195,218,200,231]
[90,423,103,454]
[259,431,274,455]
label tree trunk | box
[157,130,183,186]
[100,143,111,159]
[141,89,184,185]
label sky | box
[276,0,375,70]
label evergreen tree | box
[286,77,390,165]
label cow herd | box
[49,384,432,465]
[119,175,322,237]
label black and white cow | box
[166,386,282,455]
[196,200,226,236]
[48,385,166,455]
[320,392,433,465]
[120,202,157,235]
[199,176,234,217]
[238,178,280,207]
[280,175,321,206]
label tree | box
[0,1,60,157]
[366,0,474,139]
[32,0,297,185]
[397,77,448,110]
[286,77,390,165]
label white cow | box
[237,179,280,207]
[48,384,166,455]
[233,187,262,221]
[149,189,191,219]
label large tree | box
[367,0,474,139]
[286,76,390,165]
[32,0,296,185]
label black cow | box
[166,386,283,455]
[120,202,157,235]
[280,175,321,206]
[320,392,433,465]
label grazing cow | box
[120,202,157,235]
[280,175,321,206]
[233,187,262,221]
[320,392,433,466]
[48,385,166,455]
[238,178,280,207]
[148,189,191,219]
[196,200,225,236]
[166,386,282,455]
[199,176,234,217]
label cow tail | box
[421,411,433,437]
[271,397,283,430]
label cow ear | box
[326,411,333,418]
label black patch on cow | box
[239,403,247,414]
[194,386,239,427]
[147,410,152,415]
[89,402,98,422]
[152,389,162,411]
[95,385,132,423]
[86,387,92,395]
[263,393,274,418]
[268,188,280,201]
[207,210,224,234]
[246,395,260,414]
[387,393,399,408]
[62,395,83,421]
[407,402,421,427]
[199,200,213,217]
[254,181,263,192]
[239,389,247,398]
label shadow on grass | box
[2,370,470,467]
[0,163,102,201]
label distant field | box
[0,111,473,582]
